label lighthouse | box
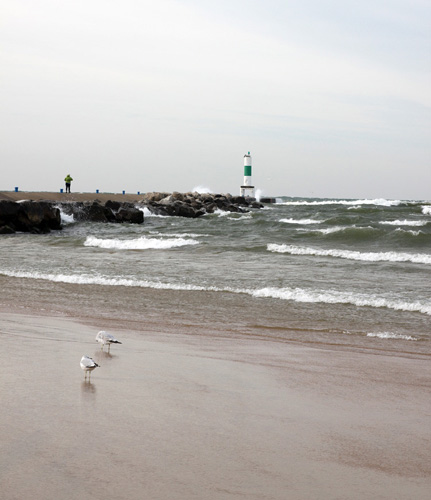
[240,152,255,198]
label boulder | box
[115,207,144,224]
[85,202,114,222]
[0,200,61,233]
[141,192,170,203]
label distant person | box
[64,174,73,193]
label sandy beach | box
[0,309,430,500]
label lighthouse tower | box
[240,152,255,198]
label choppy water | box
[1,197,430,355]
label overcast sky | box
[1,0,430,199]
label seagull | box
[95,330,122,352]
[80,355,99,380]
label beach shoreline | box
[1,308,430,500]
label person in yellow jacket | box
[64,174,73,193]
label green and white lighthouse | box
[240,151,255,198]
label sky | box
[1,0,430,199]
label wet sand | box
[0,191,147,203]
[0,311,430,499]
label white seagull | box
[80,355,99,379]
[95,330,122,352]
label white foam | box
[213,209,230,217]
[267,243,431,265]
[84,235,199,250]
[422,205,431,215]
[280,218,322,225]
[394,228,423,236]
[227,214,253,220]
[139,206,163,217]
[59,210,74,225]
[278,198,402,207]
[379,220,427,226]
[251,286,431,316]
[3,269,430,316]
[1,269,216,291]
[315,226,350,234]
[149,231,209,238]
[366,332,417,341]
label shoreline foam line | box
[2,269,430,316]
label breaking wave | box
[2,269,430,316]
[280,218,323,224]
[379,220,427,226]
[84,235,199,250]
[278,198,402,207]
[1,270,215,291]
[267,243,431,264]
[251,287,431,316]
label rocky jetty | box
[141,191,263,217]
[0,200,143,234]
[0,192,264,233]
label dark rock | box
[0,200,61,233]
[176,202,200,218]
[20,201,62,231]
[0,201,21,220]
[230,196,247,205]
[250,201,264,209]
[0,225,15,234]
[115,207,144,224]
[105,200,122,211]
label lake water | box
[1,196,430,357]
